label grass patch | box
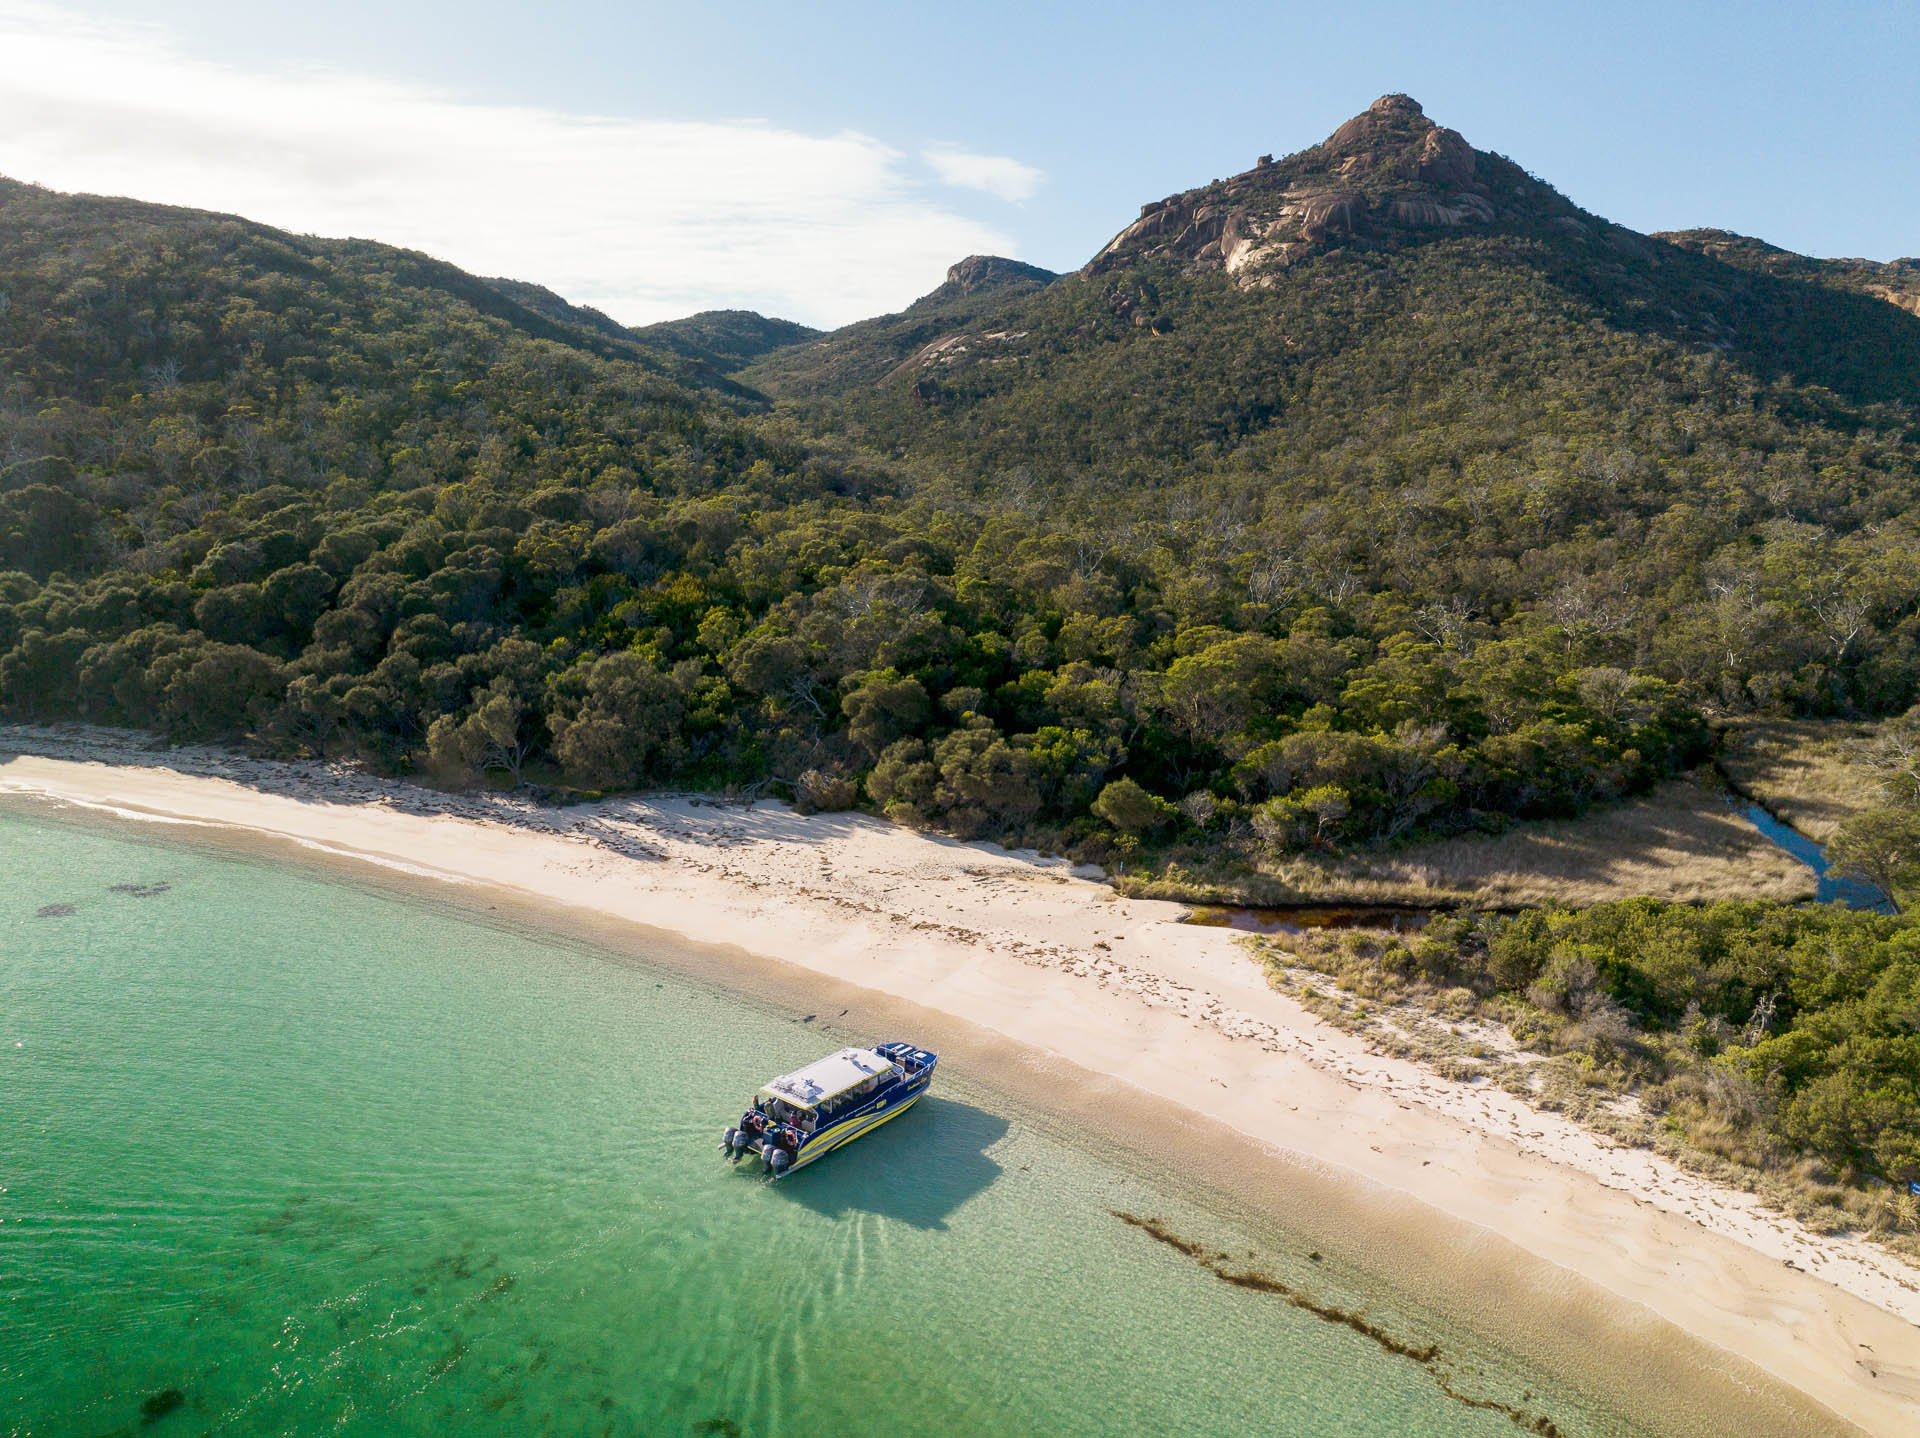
[1118,771,1814,909]
[1714,717,1884,841]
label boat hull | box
[744,1077,930,1176]
[782,1088,924,1173]
[730,1041,937,1177]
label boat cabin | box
[724,1039,937,1176]
[756,1047,902,1131]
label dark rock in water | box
[109,882,172,898]
[695,1419,742,1437]
[35,903,76,918]
[140,1388,185,1423]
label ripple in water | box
[0,808,1634,1436]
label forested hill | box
[739,95,1920,728]
[630,310,823,375]
[2,95,1919,878]
[737,254,1058,396]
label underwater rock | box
[139,1388,185,1423]
[109,882,172,898]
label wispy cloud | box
[0,2,1024,326]
[923,143,1045,203]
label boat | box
[720,1042,936,1177]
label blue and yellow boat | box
[721,1042,936,1177]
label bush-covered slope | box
[1659,228,1920,319]
[738,254,1058,397]
[631,309,822,374]
[3,93,1920,880]
[744,98,1920,733]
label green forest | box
[2,93,1919,1190]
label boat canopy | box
[761,1048,896,1110]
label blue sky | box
[2,1,1914,326]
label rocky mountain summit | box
[741,93,1919,418]
[1086,93,1592,284]
[934,254,1058,299]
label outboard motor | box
[766,1145,792,1177]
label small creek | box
[1733,801,1894,910]
[1184,788,1895,931]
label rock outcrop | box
[1085,94,1583,285]
[937,254,1058,298]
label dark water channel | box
[1734,801,1894,911]
[1184,792,1894,932]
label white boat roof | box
[762,1048,895,1109]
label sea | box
[0,803,1645,1436]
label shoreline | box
[3,730,1916,1434]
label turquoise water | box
[0,806,1630,1436]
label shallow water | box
[1736,802,1894,910]
[0,806,1637,1436]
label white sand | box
[3,728,1916,1433]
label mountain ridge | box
[736,254,1058,397]
[742,94,1920,425]
[1656,227,1920,317]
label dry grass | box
[1128,770,1815,908]
[1715,717,1883,841]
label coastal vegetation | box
[3,93,1919,1211]
[1256,896,1920,1236]
[1115,772,1823,909]
[1716,717,1888,841]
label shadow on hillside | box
[1560,241,1920,412]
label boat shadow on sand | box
[763,1096,1008,1231]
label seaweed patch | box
[1111,1211,1561,1437]
[139,1388,185,1424]
[109,882,172,898]
[35,903,76,917]
[427,1336,469,1379]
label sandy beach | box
[3,726,1916,1436]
